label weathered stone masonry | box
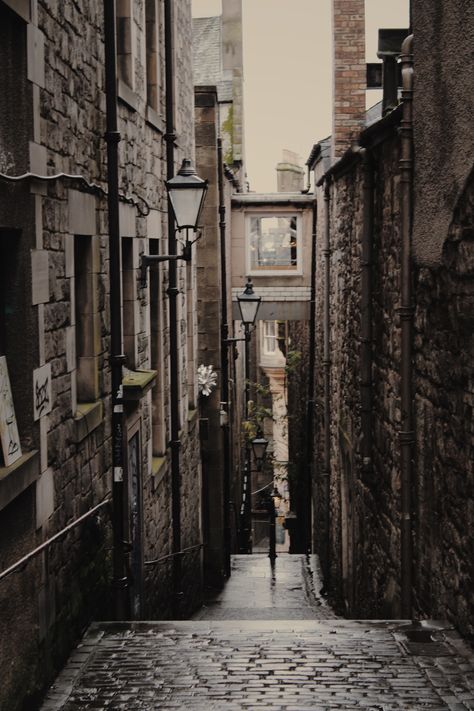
[311,63,474,633]
[0,1,203,709]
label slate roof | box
[192,15,233,103]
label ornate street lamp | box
[236,277,262,555]
[251,434,269,471]
[237,277,261,328]
[166,158,208,232]
[271,486,282,510]
[140,159,208,286]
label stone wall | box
[312,111,474,632]
[413,170,474,634]
[195,86,227,586]
[0,1,203,709]
[412,0,474,266]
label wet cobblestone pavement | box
[41,555,474,710]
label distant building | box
[193,0,245,188]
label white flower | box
[197,364,218,397]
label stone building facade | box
[0,1,204,708]
[308,0,474,634]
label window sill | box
[0,450,40,512]
[188,408,199,424]
[146,106,165,134]
[117,79,139,113]
[122,369,157,402]
[74,401,103,443]
[151,456,167,489]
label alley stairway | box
[41,555,474,710]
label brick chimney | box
[332,0,366,161]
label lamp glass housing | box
[237,277,261,326]
[271,487,282,509]
[166,159,208,231]
[251,435,268,469]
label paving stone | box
[40,555,474,711]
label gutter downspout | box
[323,179,332,581]
[103,0,128,620]
[304,197,317,553]
[399,34,414,619]
[360,149,374,483]
[218,137,232,577]
[164,0,182,618]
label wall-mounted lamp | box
[237,277,261,328]
[140,159,208,287]
[224,278,262,347]
[251,434,269,471]
[271,486,282,510]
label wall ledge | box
[0,450,40,512]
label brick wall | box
[331,0,366,161]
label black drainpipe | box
[399,34,414,619]
[360,149,374,483]
[218,137,231,577]
[304,197,317,553]
[322,179,331,581]
[164,0,182,618]
[103,0,128,620]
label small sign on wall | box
[33,363,52,421]
[0,356,22,467]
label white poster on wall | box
[33,363,52,421]
[0,356,22,467]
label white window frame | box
[262,320,278,355]
[246,212,302,277]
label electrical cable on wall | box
[0,171,152,217]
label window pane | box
[249,216,298,271]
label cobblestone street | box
[41,555,474,710]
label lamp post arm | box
[140,247,191,287]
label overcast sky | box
[192,0,410,192]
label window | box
[248,214,300,274]
[0,230,22,467]
[122,237,137,369]
[116,0,133,88]
[74,235,100,402]
[263,321,277,354]
[145,0,160,111]
[149,239,166,454]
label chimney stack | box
[276,150,305,192]
[332,0,366,161]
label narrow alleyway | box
[41,555,474,711]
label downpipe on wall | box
[322,179,332,582]
[360,149,374,483]
[399,34,414,619]
[164,0,183,618]
[304,197,318,553]
[103,0,129,620]
[218,137,232,577]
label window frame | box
[246,212,302,277]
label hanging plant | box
[197,364,218,397]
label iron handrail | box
[0,498,111,584]
[144,543,204,567]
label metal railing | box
[0,498,111,584]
